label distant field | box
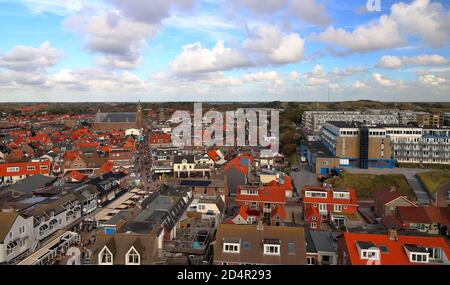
[328,173,414,200]
[397,163,450,170]
[416,171,450,194]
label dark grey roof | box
[174,155,195,164]
[307,231,337,254]
[7,175,56,194]
[123,221,159,234]
[104,210,130,226]
[95,112,136,123]
[132,194,189,233]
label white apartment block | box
[302,110,400,134]
[387,127,450,165]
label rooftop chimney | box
[256,220,264,231]
[388,228,398,241]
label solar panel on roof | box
[243,241,252,250]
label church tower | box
[136,100,143,129]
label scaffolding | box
[161,218,214,264]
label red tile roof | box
[94,161,115,176]
[207,150,220,161]
[271,206,286,220]
[397,206,432,224]
[380,215,403,230]
[342,231,450,265]
[222,154,253,175]
[374,188,413,205]
[0,160,51,177]
[66,170,87,182]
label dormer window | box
[99,246,113,265]
[426,247,442,261]
[356,241,380,260]
[223,238,240,254]
[404,244,430,263]
[126,247,140,265]
[263,239,281,256]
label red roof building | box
[236,182,287,225]
[338,230,450,265]
[66,170,87,183]
[0,160,51,185]
[149,133,172,147]
[302,185,359,230]
[395,205,450,235]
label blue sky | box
[0,0,449,102]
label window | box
[40,165,48,170]
[307,257,315,265]
[319,204,327,212]
[27,166,36,171]
[361,250,379,260]
[311,222,317,229]
[223,243,240,253]
[126,247,140,265]
[99,247,113,265]
[410,253,428,263]
[305,191,327,198]
[333,192,350,199]
[264,245,280,255]
[427,248,442,260]
[6,167,20,173]
[334,204,342,212]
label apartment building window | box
[311,222,317,229]
[40,165,48,170]
[27,166,36,171]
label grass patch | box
[327,173,414,200]
[416,170,450,194]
